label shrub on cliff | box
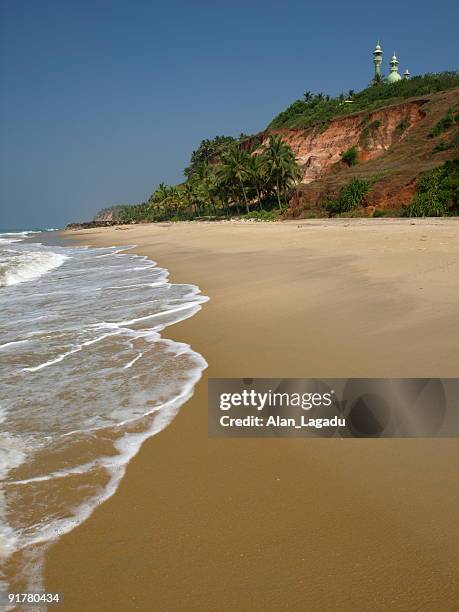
[325,178,370,215]
[428,109,457,138]
[395,118,410,134]
[360,119,382,145]
[341,146,358,166]
[403,159,459,217]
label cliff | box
[86,76,458,225]
[263,88,458,216]
[93,205,126,222]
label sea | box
[0,229,208,596]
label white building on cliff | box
[372,42,410,85]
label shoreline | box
[45,220,459,610]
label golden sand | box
[45,219,459,610]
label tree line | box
[136,135,301,222]
[270,71,459,130]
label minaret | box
[387,52,402,83]
[404,69,410,79]
[373,41,383,84]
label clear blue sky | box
[1,0,458,228]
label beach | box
[45,219,459,611]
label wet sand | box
[45,219,459,611]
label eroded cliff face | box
[93,209,115,222]
[265,88,459,216]
[264,100,426,184]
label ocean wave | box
[0,237,24,245]
[0,237,208,594]
[0,230,50,251]
[0,250,68,286]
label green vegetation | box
[341,145,359,166]
[432,127,459,153]
[428,109,457,138]
[114,135,301,223]
[94,205,128,221]
[433,140,452,153]
[184,135,237,178]
[269,72,459,130]
[117,203,155,222]
[395,117,410,134]
[403,159,459,217]
[360,119,382,144]
[325,178,370,216]
[95,72,459,225]
[372,208,403,218]
[369,169,392,182]
[94,204,156,223]
[244,210,280,221]
[367,119,382,130]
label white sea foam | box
[0,250,68,286]
[0,433,28,479]
[0,339,30,352]
[22,330,122,372]
[0,233,208,593]
[124,352,143,368]
[0,434,29,557]
[0,238,23,245]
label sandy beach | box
[45,219,459,611]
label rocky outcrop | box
[93,205,126,222]
[65,220,122,230]
[93,210,115,222]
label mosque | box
[372,42,410,85]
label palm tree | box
[215,163,241,215]
[183,182,198,216]
[168,186,183,218]
[190,162,221,216]
[264,135,301,210]
[150,182,170,206]
[148,183,172,220]
[247,154,267,210]
[219,145,251,214]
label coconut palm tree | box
[264,135,301,210]
[167,186,183,218]
[190,162,221,216]
[247,154,267,210]
[148,183,173,219]
[219,145,251,214]
[149,182,170,206]
[182,182,198,216]
[215,164,241,215]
